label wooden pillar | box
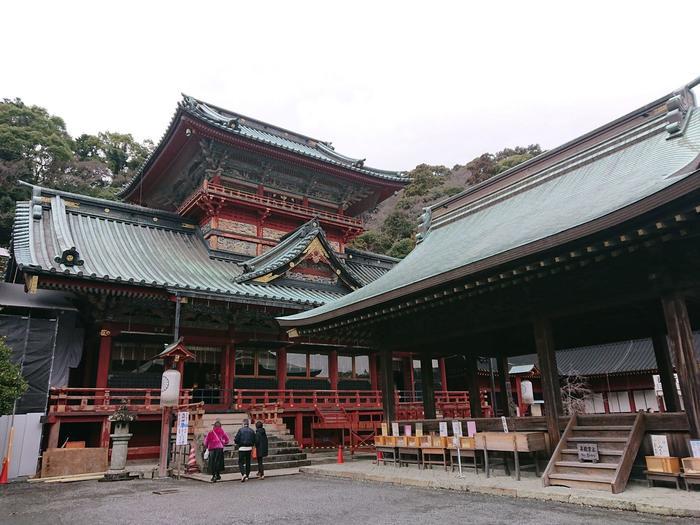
[277,348,287,390]
[515,376,525,416]
[100,418,111,448]
[661,293,700,438]
[439,358,448,390]
[379,347,395,423]
[369,353,379,390]
[651,332,681,413]
[533,316,563,447]
[497,355,512,417]
[420,354,436,419]
[47,420,61,449]
[95,329,112,389]
[222,345,232,406]
[295,412,304,447]
[329,350,338,390]
[465,354,482,418]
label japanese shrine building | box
[5,95,425,452]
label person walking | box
[254,420,269,479]
[203,420,229,482]
[234,418,256,482]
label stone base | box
[100,470,133,482]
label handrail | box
[179,181,363,228]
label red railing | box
[49,387,193,413]
[179,180,363,229]
[234,389,383,409]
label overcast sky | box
[3,1,700,172]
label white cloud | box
[2,0,699,171]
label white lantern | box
[521,380,534,405]
[160,369,181,407]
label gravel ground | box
[1,474,697,525]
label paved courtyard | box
[1,474,697,525]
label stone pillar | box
[533,316,563,447]
[661,293,700,438]
[651,332,681,413]
[104,423,133,481]
[497,355,512,417]
[420,354,436,419]
[465,354,482,418]
[379,347,395,423]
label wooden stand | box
[376,446,398,467]
[644,470,682,490]
[398,447,422,468]
[421,447,448,470]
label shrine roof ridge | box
[278,78,700,329]
[120,95,408,198]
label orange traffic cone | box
[0,457,9,484]
[186,444,199,473]
[337,445,344,464]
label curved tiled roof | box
[120,95,407,197]
[280,88,700,327]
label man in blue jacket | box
[234,419,256,482]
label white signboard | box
[690,439,700,458]
[438,421,448,437]
[452,421,463,438]
[391,422,400,437]
[466,421,477,437]
[501,416,509,433]
[176,411,189,446]
[651,434,670,457]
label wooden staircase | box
[543,412,645,493]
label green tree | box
[0,337,28,415]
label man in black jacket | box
[255,420,269,479]
[234,419,256,482]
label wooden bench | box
[421,447,448,471]
[398,447,422,468]
[681,473,700,491]
[644,470,682,490]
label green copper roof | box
[11,187,370,308]
[279,94,700,327]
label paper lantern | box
[160,369,181,407]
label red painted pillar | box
[439,358,448,391]
[100,418,111,448]
[295,412,304,448]
[96,328,112,388]
[369,353,379,391]
[277,348,287,390]
[329,350,338,390]
[222,345,232,406]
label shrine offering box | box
[447,436,475,449]
[383,436,397,447]
[374,436,385,446]
[429,435,448,448]
[475,432,546,452]
[681,457,700,474]
[406,436,421,447]
[645,456,681,474]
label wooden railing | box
[49,387,193,413]
[179,180,363,228]
[234,389,383,409]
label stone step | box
[223,459,312,473]
[555,461,618,469]
[225,453,307,465]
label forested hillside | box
[0,97,542,259]
[0,98,153,245]
[351,145,543,258]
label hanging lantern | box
[160,369,181,407]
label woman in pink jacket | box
[204,420,229,482]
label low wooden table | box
[644,470,682,490]
[376,446,399,467]
[475,432,546,481]
[421,447,448,471]
[398,447,422,468]
[681,473,700,491]
[448,448,481,474]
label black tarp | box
[0,311,84,415]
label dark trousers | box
[208,448,224,476]
[257,455,264,476]
[238,450,252,477]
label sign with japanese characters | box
[439,421,448,437]
[577,443,599,462]
[415,423,423,437]
[690,440,700,458]
[175,411,189,446]
[452,421,463,438]
[392,422,400,437]
[651,434,670,456]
